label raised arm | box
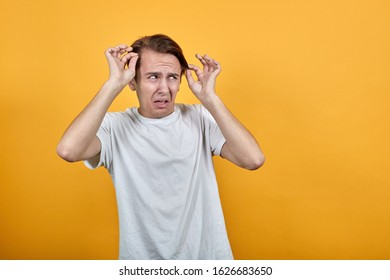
[185,54,265,170]
[56,45,139,162]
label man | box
[57,34,264,259]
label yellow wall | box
[1,0,389,259]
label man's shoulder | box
[175,103,204,115]
[104,108,136,119]
[101,108,137,128]
[176,103,214,121]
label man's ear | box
[128,79,137,91]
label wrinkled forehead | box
[138,49,181,74]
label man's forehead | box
[140,49,181,72]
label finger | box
[188,64,202,72]
[120,52,137,68]
[106,47,117,56]
[204,54,218,71]
[105,47,120,61]
[188,64,203,79]
[121,52,138,61]
[117,45,134,54]
[185,69,195,85]
[204,54,221,73]
[106,46,124,57]
[107,44,128,52]
[115,44,130,50]
[204,55,222,77]
[196,54,210,73]
[118,49,129,59]
[119,49,132,60]
[196,54,208,67]
[107,45,130,59]
[126,53,139,71]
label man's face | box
[131,49,181,119]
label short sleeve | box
[200,106,226,156]
[83,113,113,170]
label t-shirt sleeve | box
[83,114,113,170]
[200,106,226,156]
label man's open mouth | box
[154,99,170,109]
[154,100,169,104]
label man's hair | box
[131,34,189,77]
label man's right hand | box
[105,45,139,91]
[57,45,139,163]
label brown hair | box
[130,34,189,77]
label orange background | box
[1,0,389,259]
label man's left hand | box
[185,54,221,104]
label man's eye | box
[149,75,157,79]
[169,76,178,80]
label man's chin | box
[155,108,174,118]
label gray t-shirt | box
[84,104,233,259]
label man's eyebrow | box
[145,72,180,77]
[145,71,160,76]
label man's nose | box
[158,78,169,94]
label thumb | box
[127,54,139,72]
[185,69,195,86]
